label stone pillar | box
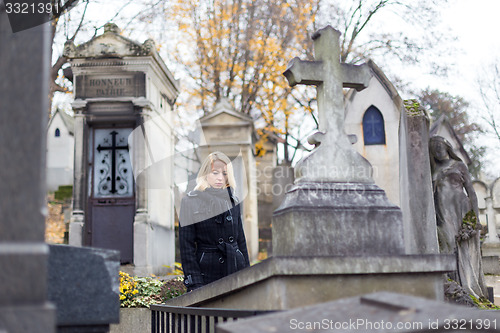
[132,100,152,274]
[484,196,499,244]
[68,100,88,246]
[399,100,439,254]
[132,100,150,217]
[0,10,55,332]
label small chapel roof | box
[200,98,254,124]
[48,109,75,136]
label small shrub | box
[119,270,186,308]
[160,278,187,301]
[470,295,500,310]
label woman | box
[430,136,487,299]
[179,152,250,291]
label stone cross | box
[284,26,373,183]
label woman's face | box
[431,141,449,161]
[206,160,228,189]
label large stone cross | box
[284,26,374,183]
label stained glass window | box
[362,106,385,145]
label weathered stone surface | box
[273,183,404,256]
[283,25,372,183]
[216,292,500,333]
[399,100,439,254]
[0,7,55,333]
[0,304,55,333]
[74,72,146,99]
[165,255,455,310]
[430,136,487,299]
[483,243,500,257]
[47,245,120,330]
[483,255,500,274]
[109,308,150,333]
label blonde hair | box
[194,152,237,191]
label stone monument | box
[474,180,500,275]
[399,100,439,254]
[0,8,55,333]
[430,135,488,299]
[47,245,120,332]
[217,292,500,333]
[64,23,180,275]
[164,26,454,311]
[275,26,402,256]
[198,99,259,261]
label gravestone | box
[477,180,500,249]
[47,245,120,332]
[164,26,454,311]
[65,23,179,275]
[255,137,279,258]
[197,99,259,261]
[399,100,439,254]
[274,26,401,256]
[217,292,500,333]
[0,8,55,333]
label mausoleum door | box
[88,127,135,264]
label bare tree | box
[317,0,455,74]
[478,60,500,145]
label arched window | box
[55,128,60,137]
[362,106,385,145]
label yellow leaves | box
[169,0,319,140]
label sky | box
[409,0,500,100]
[437,0,500,177]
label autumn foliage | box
[168,0,319,158]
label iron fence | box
[150,304,276,333]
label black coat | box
[179,187,250,291]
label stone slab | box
[483,256,500,275]
[75,72,146,99]
[0,303,56,333]
[165,255,455,310]
[47,245,120,328]
[0,244,50,304]
[399,102,439,254]
[0,5,50,244]
[483,243,500,257]
[485,275,500,305]
[0,6,56,333]
[216,292,500,333]
[273,183,404,256]
[109,308,150,333]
